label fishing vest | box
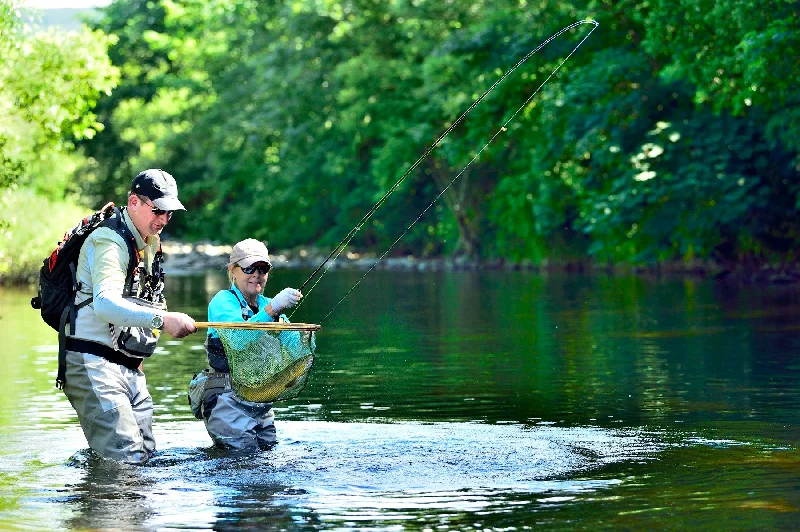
[107,239,168,358]
[58,214,168,388]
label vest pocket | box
[109,296,166,358]
[188,368,230,419]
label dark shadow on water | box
[52,421,668,528]
[133,421,669,494]
[62,450,156,531]
[9,420,796,530]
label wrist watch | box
[151,314,164,329]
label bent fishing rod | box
[290,19,599,323]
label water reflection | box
[1,271,799,530]
[6,418,795,530]
[62,453,156,531]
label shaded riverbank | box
[161,242,800,284]
[2,240,797,286]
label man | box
[63,169,197,464]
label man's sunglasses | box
[137,195,173,219]
[240,264,271,275]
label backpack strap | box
[104,207,139,295]
[56,207,140,389]
[56,263,96,388]
[56,263,78,389]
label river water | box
[1,269,798,530]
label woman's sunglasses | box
[137,194,174,219]
[240,264,271,275]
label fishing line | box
[290,19,599,323]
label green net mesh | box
[217,327,316,402]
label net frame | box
[195,321,321,331]
[195,321,320,402]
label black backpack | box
[31,202,138,387]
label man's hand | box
[162,312,197,338]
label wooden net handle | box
[194,321,322,331]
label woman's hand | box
[269,288,302,315]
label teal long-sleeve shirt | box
[206,283,276,340]
[206,283,304,370]
[206,282,308,381]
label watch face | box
[152,315,164,328]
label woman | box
[189,238,302,450]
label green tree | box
[490,0,799,264]
[0,0,25,197]
[0,0,118,201]
[0,0,119,281]
[80,0,799,267]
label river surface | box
[1,269,798,530]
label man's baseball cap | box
[130,169,186,211]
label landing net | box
[214,324,317,402]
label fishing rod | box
[290,19,599,323]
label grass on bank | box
[0,188,91,284]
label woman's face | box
[231,262,269,303]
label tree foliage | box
[0,0,119,280]
[0,0,119,202]
[82,0,799,265]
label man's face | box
[128,194,173,238]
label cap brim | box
[237,255,272,268]
[152,196,186,211]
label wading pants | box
[63,350,155,465]
[204,390,276,451]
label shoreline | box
[161,242,800,284]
